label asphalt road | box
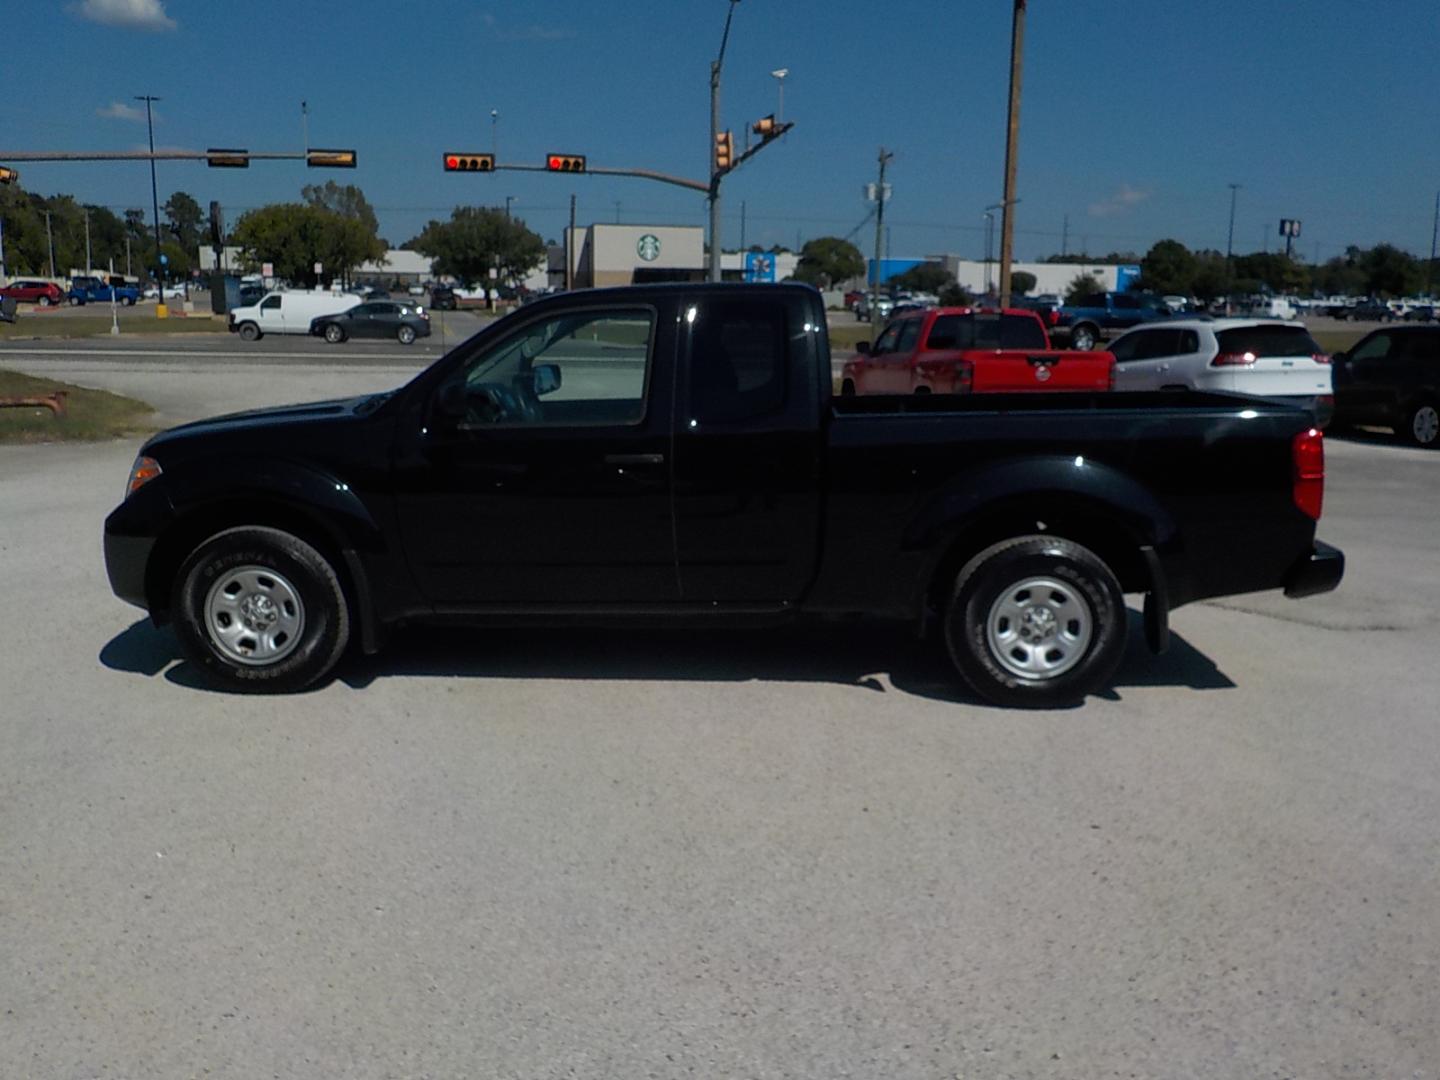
[1,352,1437,1078]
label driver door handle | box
[604,453,665,465]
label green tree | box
[409,206,545,289]
[231,202,385,287]
[1234,251,1309,294]
[1360,244,1421,297]
[302,181,380,236]
[163,191,204,255]
[1139,239,1197,295]
[1312,253,1366,297]
[1010,270,1037,295]
[889,262,954,295]
[1189,251,1231,302]
[793,236,865,289]
[938,282,973,306]
[1065,272,1104,304]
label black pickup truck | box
[104,283,1342,706]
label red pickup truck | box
[840,307,1114,395]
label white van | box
[228,290,358,340]
[1248,296,1298,320]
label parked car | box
[0,279,64,306]
[841,307,1114,395]
[310,300,431,345]
[854,293,895,322]
[1331,326,1440,446]
[428,284,458,311]
[1339,298,1394,322]
[104,284,1342,704]
[1107,319,1333,425]
[1054,291,1175,350]
[1402,304,1435,323]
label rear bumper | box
[1283,540,1344,599]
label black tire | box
[397,324,417,345]
[1069,324,1099,351]
[38,296,54,307]
[125,296,136,306]
[172,526,351,693]
[1404,400,1440,448]
[840,379,855,396]
[323,323,346,344]
[944,535,1127,708]
[69,296,83,307]
[237,321,260,341]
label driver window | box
[1350,333,1392,363]
[871,323,902,355]
[459,308,655,427]
[261,295,281,311]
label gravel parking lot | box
[2,352,1437,1078]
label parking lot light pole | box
[1428,189,1439,299]
[1225,183,1241,314]
[997,0,1026,309]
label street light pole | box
[770,68,788,125]
[490,109,499,159]
[708,0,740,283]
[1225,182,1241,314]
[1428,189,1439,299]
[136,95,163,297]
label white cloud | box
[1088,185,1150,218]
[73,0,177,31]
[96,101,148,122]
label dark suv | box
[1331,326,1440,446]
[428,284,457,311]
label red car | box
[840,306,1115,395]
[0,279,65,306]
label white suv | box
[1107,318,1333,424]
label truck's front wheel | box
[945,536,1126,708]
[1069,324,1099,351]
[237,322,261,341]
[172,526,351,693]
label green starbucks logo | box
[637,234,661,261]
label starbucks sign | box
[636,233,661,261]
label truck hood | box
[143,394,382,451]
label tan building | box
[566,224,705,288]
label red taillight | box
[954,360,973,393]
[1293,428,1324,520]
[1211,351,1257,366]
[1312,352,1331,364]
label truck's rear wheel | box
[1069,324,1098,351]
[172,526,351,693]
[238,322,260,341]
[944,536,1126,708]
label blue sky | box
[6,0,1439,263]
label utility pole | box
[613,200,621,225]
[491,109,499,159]
[983,211,995,294]
[1061,213,1069,258]
[85,209,92,275]
[135,95,163,299]
[301,100,309,152]
[740,200,747,252]
[126,234,132,276]
[708,0,740,282]
[44,210,55,278]
[997,0,1026,309]
[1225,183,1241,262]
[1428,190,1439,298]
[871,147,893,332]
[505,195,515,222]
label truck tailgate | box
[967,349,1114,392]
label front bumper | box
[104,529,157,610]
[1282,540,1344,599]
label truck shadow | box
[100,609,1235,705]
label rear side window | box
[926,313,1047,350]
[1401,331,1440,362]
[1179,330,1200,353]
[1216,325,1320,357]
[690,300,787,423]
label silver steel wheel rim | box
[1413,406,1439,444]
[399,327,415,343]
[326,324,342,342]
[204,565,306,666]
[985,576,1094,681]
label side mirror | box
[854,340,871,355]
[1331,351,1348,367]
[436,380,467,419]
[532,363,562,396]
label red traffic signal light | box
[714,131,734,173]
[445,153,495,172]
[546,154,586,173]
[205,148,249,168]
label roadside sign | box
[261,262,274,277]
[637,234,661,261]
[313,262,323,275]
[744,251,775,283]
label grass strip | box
[0,368,155,443]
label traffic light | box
[444,153,495,172]
[205,148,249,168]
[0,165,19,185]
[752,114,778,140]
[208,201,225,248]
[713,130,733,173]
[306,148,357,168]
[545,154,587,173]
